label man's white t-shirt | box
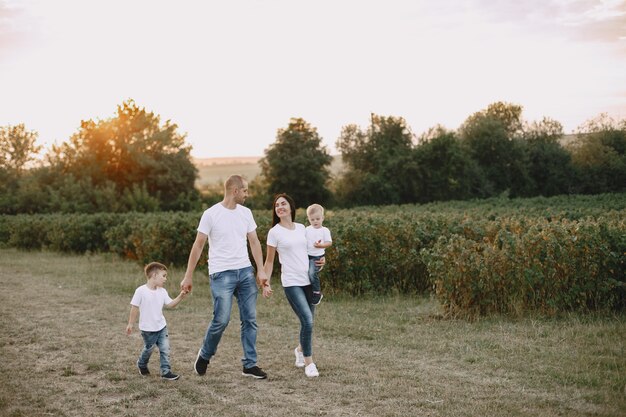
[130,284,173,332]
[197,203,257,275]
[305,225,332,257]
[266,223,310,287]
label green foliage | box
[0,124,41,175]
[460,103,531,196]
[335,114,416,206]
[521,117,575,197]
[46,99,200,211]
[259,118,332,208]
[413,127,491,202]
[568,114,626,194]
[105,212,204,267]
[2,193,624,319]
[423,215,625,318]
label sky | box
[1,0,625,158]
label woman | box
[263,193,322,378]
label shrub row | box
[1,194,624,316]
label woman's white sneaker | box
[294,348,305,368]
[304,363,319,377]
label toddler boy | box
[305,204,332,305]
[126,262,188,380]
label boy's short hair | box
[306,204,324,217]
[144,262,167,279]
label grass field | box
[1,249,624,417]
[194,156,344,188]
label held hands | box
[180,276,193,293]
[262,283,273,298]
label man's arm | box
[180,232,207,292]
[247,230,268,288]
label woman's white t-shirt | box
[197,203,257,274]
[266,223,310,287]
[130,285,173,332]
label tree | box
[460,102,531,196]
[568,114,626,193]
[413,126,490,202]
[0,124,41,176]
[47,99,199,211]
[522,117,574,196]
[259,118,332,208]
[335,114,416,206]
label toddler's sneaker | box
[305,363,319,378]
[311,292,323,305]
[294,347,305,368]
[161,371,180,381]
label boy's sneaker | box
[161,371,180,381]
[194,349,209,376]
[294,347,305,368]
[305,363,319,378]
[137,361,150,376]
[312,292,323,306]
[242,366,267,379]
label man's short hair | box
[144,262,167,279]
[306,204,324,216]
[224,175,245,192]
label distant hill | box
[194,155,344,188]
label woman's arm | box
[262,245,277,298]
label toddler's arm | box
[313,240,332,249]
[166,289,189,308]
[126,305,139,335]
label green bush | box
[1,193,624,316]
[422,216,625,318]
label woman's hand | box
[262,283,273,298]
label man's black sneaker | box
[137,361,150,376]
[242,366,267,379]
[161,371,180,381]
[195,349,209,376]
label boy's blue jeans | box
[199,266,259,369]
[284,285,316,357]
[308,254,323,293]
[138,326,171,375]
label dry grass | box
[0,249,624,417]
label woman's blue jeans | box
[138,326,171,375]
[199,266,259,369]
[283,285,316,357]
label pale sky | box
[1,0,625,158]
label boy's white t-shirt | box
[267,223,310,287]
[197,203,257,274]
[130,284,173,332]
[305,225,332,257]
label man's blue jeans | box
[138,326,171,375]
[199,266,259,369]
[283,285,316,357]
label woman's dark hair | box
[272,193,296,226]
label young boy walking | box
[305,204,332,305]
[126,262,188,380]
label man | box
[180,175,269,379]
